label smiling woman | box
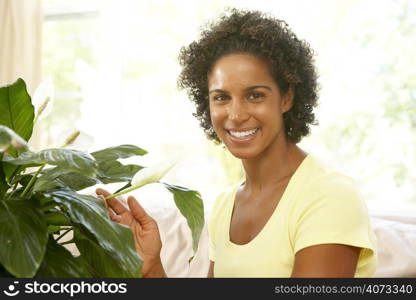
[97,8,377,278]
[177,9,376,278]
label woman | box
[96,8,377,278]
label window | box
[41,0,416,214]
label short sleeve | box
[293,175,377,275]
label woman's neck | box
[241,137,307,195]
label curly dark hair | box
[177,8,319,144]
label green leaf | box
[0,200,48,277]
[57,172,99,191]
[96,160,143,184]
[73,256,94,277]
[0,161,8,198]
[90,145,146,184]
[32,193,56,211]
[33,177,64,192]
[4,149,98,177]
[46,189,142,277]
[38,166,78,179]
[162,183,205,253]
[47,225,61,234]
[0,264,13,277]
[44,210,71,226]
[35,236,89,278]
[33,167,100,192]
[0,78,34,142]
[74,230,135,277]
[91,144,147,162]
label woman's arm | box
[291,244,360,277]
[142,258,167,278]
[207,261,215,278]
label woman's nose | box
[227,98,249,122]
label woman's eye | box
[213,94,229,101]
[248,92,264,100]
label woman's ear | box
[282,85,295,113]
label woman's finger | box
[97,194,121,222]
[105,204,122,223]
[127,196,153,226]
[97,195,110,217]
[110,213,122,223]
[96,188,127,215]
[106,197,128,215]
[107,205,117,220]
[96,188,111,198]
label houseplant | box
[0,78,204,278]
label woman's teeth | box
[229,128,259,138]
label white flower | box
[131,156,178,188]
[104,154,180,200]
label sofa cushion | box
[153,208,416,277]
[371,214,416,277]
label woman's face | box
[208,53,293,159]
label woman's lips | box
[226,128,260,143]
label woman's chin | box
[226,147,260,160]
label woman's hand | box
[95,188,163,270]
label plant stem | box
[20,164,45,198]
[104,183,145,199]
[55,228,72,243]
[59,240,74,246]
[11,181,18,191]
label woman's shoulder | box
[291,155,374,235]
[301,154,359,193]
[292,154,365,212]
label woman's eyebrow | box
[246,85,272,91]
[209,85,271,94]
[209,89,228,94]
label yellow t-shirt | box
[208,154,377,277]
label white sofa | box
[81,185,416,277]
[150,207,416,277]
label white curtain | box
[0,0,42,95]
